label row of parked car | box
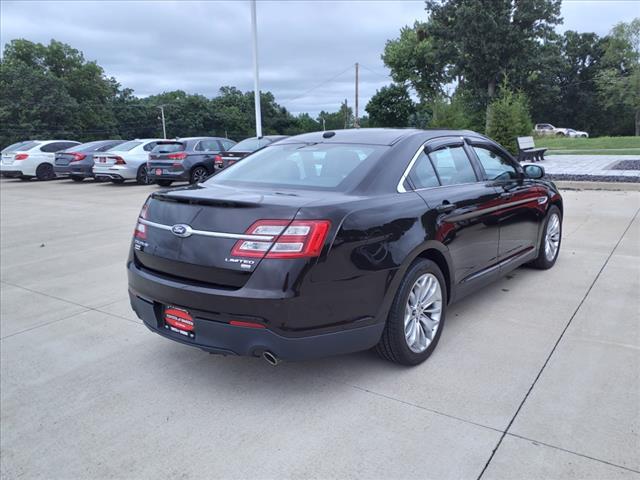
[0,135,288,184]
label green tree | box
[317,100,354,130]
[365,84,415,127]
[596,19,640,136]
[486,83,533,154]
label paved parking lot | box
[1,178,639,479]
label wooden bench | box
[517,136,547,162]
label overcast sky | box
[1,0,638,116]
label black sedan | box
[147,137,236,186]
[217,135,288,170]
[128,129,562,366]
[54,140,126,181]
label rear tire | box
[529,205,562,270]
[71,176,84,182]
[35,163,56,180]
[190,166,208,184]
[376,259,447,366]
[156,180,173,187]
[136,165,152,185]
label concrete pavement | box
[1,178,639,479]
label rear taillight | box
[134,202,149,240]
[70,153,86,162]
[231,220,331,259]
[214,155,223,167]
[167,152,187,160]
[114,156,126,165]
[14,154,29,161]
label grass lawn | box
[534,136,640,155]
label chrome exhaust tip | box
[262,351,279,366]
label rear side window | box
[143,142,159,152]
[222,140,235,150]
[207,143,386,191]
[152,142,184,153]
[110,141,142,151]
[41,142,74,152]
[409,151,440,189]
[472,146,518,181]
[428,146,477,185]
[197,140,220,152]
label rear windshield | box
[228,138,271,152]
[109,140,142,152]
[2,141,32,153]
[152,142,185,153]
[6,141,40,152]
[205,143,386,191]
[66,141,106,152]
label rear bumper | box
[93,164,136,180]
[127,260,385,360]
[54,164,93,178]
[148,165,189,182]
[1,169,24,178]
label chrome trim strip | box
[138,219,275,241]
[397,146,425,193]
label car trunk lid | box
[134,184,313,288]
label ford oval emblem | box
[171,224,192,238]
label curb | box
[555,181,640,192]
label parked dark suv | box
[128,129,562,366]
[147,137,236,186]
[54,140,126,181]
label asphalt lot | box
[1,177,639,479]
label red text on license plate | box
[164,307,194,337]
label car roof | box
[172,136,227,141]
[276,128,480,146]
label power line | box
[278,64,354,104]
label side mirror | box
[523,164,545,179]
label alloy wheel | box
[404,273,443,353]
[545,213,561,261]
[191,167,208,184]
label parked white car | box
[1,140,80,180]
[534,123,589,138]
[93,139,164,185]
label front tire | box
[529,205,562,270]
[35,163,56,180]
[376,259,447,366]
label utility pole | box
[344,98,348,129]
[355,62,359,128]
[158,106,167,139]
[250,0,262,137]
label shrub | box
[486,85,533,154]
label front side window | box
[409,151,440,189]
[473,146,518,181]
[428,146,477,185]
[205,143,386,191]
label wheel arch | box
[415,247,452,304]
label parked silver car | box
[93,139,164,184]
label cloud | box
[1,0,636,116]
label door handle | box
[436,202,457,213]
[500,192,513,199]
